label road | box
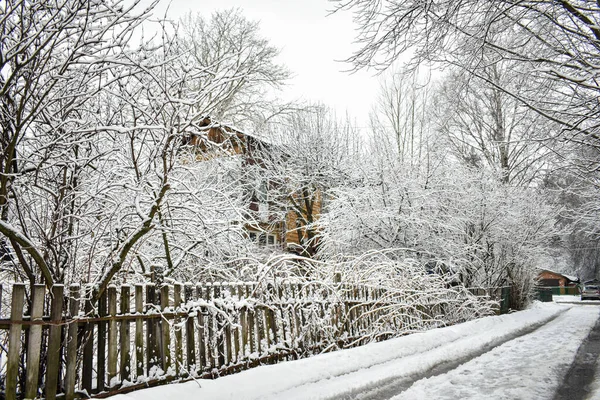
[339,304,600,400]
[114,302,600,400]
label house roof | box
[195,116,278,147]
[538,268,579,283]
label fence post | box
[146,284,158,371]
[120,285,131,383]
[97,290,108,392]
[135,284,144,378]
[174,283,183,375]
[265,284,278,356]
[238,284,248,360]
[277,283,288,354]
[205,283,216,370]
[196,284,210,371]
[107,286,118,387]
[6,283,25,400]
[214,283,226,368]
[289,284,301,351]
[64,285,80,400]
[252,284,263,356]
[307,284,317,345]
[45,284,65,400]
[246,284,264,354]
[222,283,233,366]
[232,283,241,365]
[160,284,172,373]
[297,283,308,347]
[197,284,207,372]
[25,284,45,399]
[134,284,145,378]
[184,284,196,372]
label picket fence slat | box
[184,284,196,371]
[64,285,80,400]
[173,284,183,375]
[135,285,144,378]
[197,284,207,372]
[120,285,131,383]
[45,284,65,400]
[82,291,94,392]
[160,285,171,373]
[25,284,45,399]
[98,290,108,392]
[108,286,118,387]
[6,284,25,400]
[146,284,157,371]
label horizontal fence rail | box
[0,281,504,399]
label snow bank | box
[112,303,566,400]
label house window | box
[248,230,277,246]
[256,179,268,202]
[258,202,269,222]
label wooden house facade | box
[184,117,322,256]
[537,269,578,288]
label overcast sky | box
[143,0,380,118]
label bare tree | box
[433,64,557,185]
[0,2,291,297]
[333,0,600,152]
[177,9,290,129]
[369,72,431,166]
[0,0,157,288]
[255,106,358,259]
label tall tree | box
[0,0,157,288]
[177,9,290,129]
[434,64,556,185]
[333,0,600,152]
[256,106,357,259]
[0,1,289,296]
[369,72,431,166]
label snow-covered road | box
[113,302,600,400]
[393,305,599,399]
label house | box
[537,269,579,287]
[537,269,579,295]
[183,117,323,257]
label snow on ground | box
[394,306,599,399]
[113,302,576,400]
[554,295,581,303]
[554,294,600,304]
[554,295,583,303]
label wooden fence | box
[0,281,501,399]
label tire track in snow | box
[392,306,600,400]
[336,312,563,400]
[554,315,600,400]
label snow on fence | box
[0,281,500,399]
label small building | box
[537,269,579,295]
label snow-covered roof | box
[195,116,279,147]
[538,268,579,282]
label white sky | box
[142,0,380,118]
